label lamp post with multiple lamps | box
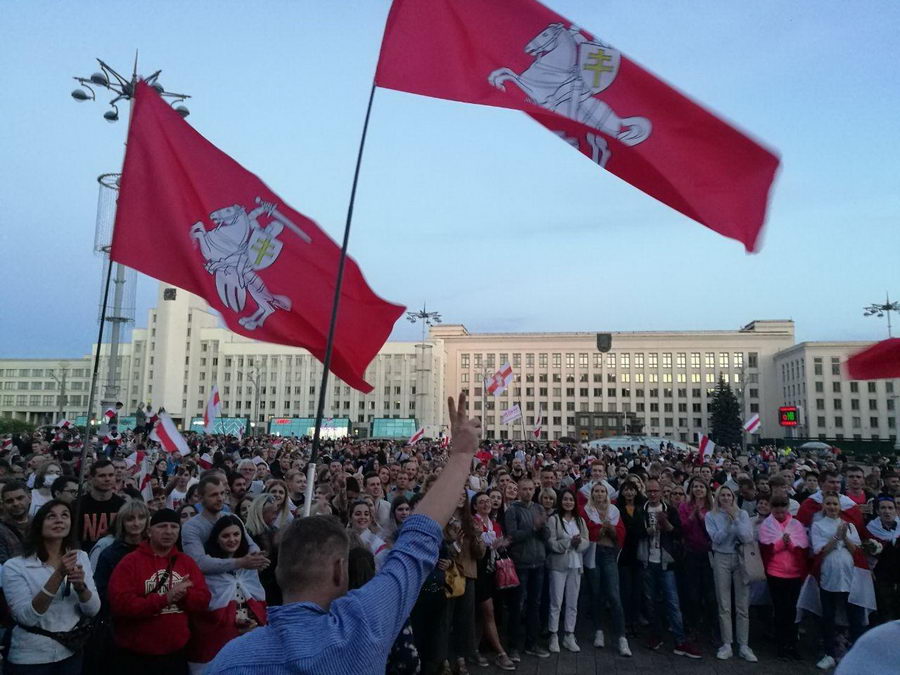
[863,293,899,338]
[71,57,191,432]
[406,305,441,437]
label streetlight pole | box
[242,369,260,435]
[72,58,191,430]
[864,292,900,338]
[49,365,68,424]
[406,304,441,436]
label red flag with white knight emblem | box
[110,82,404,392]
[376,0,779,252]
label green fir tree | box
[709,376,743,449]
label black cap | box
[150,508,180,527]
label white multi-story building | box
[2,284,896,445]
[774,342,898,444]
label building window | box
[461,354,470,369]
[566,353,575,368]
[606,354,616,368]
[815,381,824,392]
[635,353,644,368]
[870,417,880,428]
[513,353,521,367]
[832,382,841,393]
[816,399,825,410]
[835,416,843,427]
[662,353,672,368]
[733,352,744,368]
[539,354,548,367]
[620,353,630,369]
[648,354,658,369]
[552,353,561,368]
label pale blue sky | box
[1,1,898,358]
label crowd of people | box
[0,419,898,673]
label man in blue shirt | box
[206,393,481,675]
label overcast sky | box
[2,0,899,359]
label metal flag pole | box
[304,81,378,518]
[517,399,528,442]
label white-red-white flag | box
[103,407,117,421]
[150,412,191,456]
[56,419,73,429]
[124,450,146,473]
[1,438,12,452]
[204,386,222,433]
[199,452,214,470]
[743,413,761,434]
[532,413,543,439]
[698,434,715,463]
[409,427,425,445]
[485,363,514,396]
[439,435,450,448]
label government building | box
[1,285,896,447]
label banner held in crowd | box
[501,404,523,425]
[376,0,780,252]
[109,81,404,394]
[150,412,191,456]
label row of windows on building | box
[1,380,91,391]
[460,351,759,370]
[813,398,896,411]
[1,394,89,407]
[462,371,755,386]
[462,386,759,401]
[813,416,897,430]
[0,368,89,378]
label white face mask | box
[44,472,60,484]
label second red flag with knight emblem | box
[110,81,404,392]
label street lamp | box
[241,369,261,434]
[406,305,441,435]
[863,293,899,338]
[48,364,68,424]
[71,58,190,120]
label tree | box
[709,377,743,449]
[0,418,35,435]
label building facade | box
[2,285,897,445]
[774,342,898,444]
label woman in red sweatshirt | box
[108,508,210,675]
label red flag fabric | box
[376,0,779,252]
[110,82,404,392]
[846,339,900,380]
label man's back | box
[206,515,440,674]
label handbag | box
[494,554,520,590]
[17,616,96,652]
[739,540,766,582]
[443,560,466,598]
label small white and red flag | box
[439,435,450,449]
[409,427,425,445]
[150,412,191,456]
[124,450,146,472]
[204,386,222,433]
[148,411,159,427]
[103,407,117,421]
[532,413,543,439]
[102,432,121,445]
[1,438,12,452]
[485,363,514,397]
[743,413,761,434]
[139,472,155,501]
[198,452,214,470]
[698,434,715,463]
[56,419,73,429]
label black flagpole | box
[303,81,378,517]
[73,254,114,541]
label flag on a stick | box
[743,413,761,434]
[150,412,191,456]
[697,435,715,464]
[204,386,222,433]
[376,0,779,252]
[409,428,425,445]
[532,413,543,439]
[109,81,404,392]
[485,363,514,396]
[846,339,900,380]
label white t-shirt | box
[646,503,664,564]
[166,488,188,510]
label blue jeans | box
[643,562,685,644]
[511,566,544,650]
[587,546,626,639]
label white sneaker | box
[593,630,605,648]
[548,633,560,653]
[739,645,758,663]
[618,637,632,657]
[817,655,836,670]
[716,644,733,660]
[562,633,580,652]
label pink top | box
[758,513,809,579]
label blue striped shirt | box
[205,514,441,674]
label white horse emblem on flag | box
[488,23,651,166]
[190,197,311,330]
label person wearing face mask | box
[29,463,62,517]
[188,514,267,671]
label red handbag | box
[494,554,520,589]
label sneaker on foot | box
[455,657,470,675]
[618,637,632,657]
[716,644,733,660]
[738,645,758,663]
[593,629,605,648]
[524,646,550,658]
[548,633,560,653]
[646,635,663,651]
[494,654,516,671]
[674,642,703,659]
[816,655,836,670]
[562,633,580,652]
[508,650,521,663]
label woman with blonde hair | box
[705,485,756,662]
[263,479,294,528]
[539,488,558,517]
[244,494,281,605]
